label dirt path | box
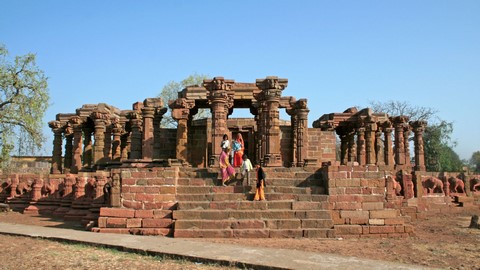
[0,207,479,270]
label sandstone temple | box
[1,76,479,238]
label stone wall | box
[324,165,414,238]
[155,128,177,159]
[308,129,336,165]
[280,126,293,166]
[189,124,208,167]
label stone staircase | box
[172,168,335,238]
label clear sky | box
[1,0,479,160]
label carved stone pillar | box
[111,118,122,161]
[393,116,409,165]
[91,113,107,166]
[404,126,412,166]
[288,110,298,166]
[94,176,106,204]
[347,129,356,163]
[70,116,83,174]
[64,124,73,174]
[82,126,93,169]
[411,120,427,171]
[383,122,394,166]
[127,111,143,160]
[104,122,112,162]
[295,99,309,167]
[256,76,287,167]
[170,98,195,162]
[74,177,86,200]
[365,121,377,165]
[63,174,75,197]
[356,128,366,165]
[205,77,233,166]
[153,107,167,160]
[375,129,385,166]
[338,132,348,165]
[141,106,155,160]
[49,121,63,174]
[120,132,130,160]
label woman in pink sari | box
[219,147,235,186]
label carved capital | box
[203,77,233,91]
[256,76,288,90]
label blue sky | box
[1,0,479,159]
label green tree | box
[0,44,49,166]
[469,151,480,172]
[157,73,209,127]
[369,100,462,172]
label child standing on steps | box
[240,154,253,185]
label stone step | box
[174,218,334,230]
[175,193,329,202]
[176,200,329,211]
[177,177,325,188]
[173,228,335,238]
[175,185,325,195]
[173,209,332,220]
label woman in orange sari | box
[254,164,266,201]
[233,133,244,167]
[219,147,235,186]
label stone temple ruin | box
[1,76,479,238]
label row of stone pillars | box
[335,117,426,170]
[49,99,166,174]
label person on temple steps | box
[232,133,244,167]
[254,164,266,201]
[240,154,253,185]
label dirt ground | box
[0,206,479,270]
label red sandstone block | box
[362,202,384,210]
[233,229,269,238]
[98,217,108,228]
[129,186,145,193]
[154,194,176,202]
[265,219,301,229]
[340,210,369,219]
[231,220,266,229]
[368,219,385,225]
[131,172,146,178]
[369,225,395,234]
[360,233,388,238]
[159,186,176,194]
[337,194,363,202]
[145,187,160,193]
[135,193,155,202]
[269,229,303,238]
[135,209,154,218]
[210,201,238,210]
[303,229,333,238]
[147,178,175,185]
[122,193,135,200]
[351,172,366,178]
[350,217,369,225]
[292,202,321,210]
[127,218,142,228]
[144,171,157,178]
[122,178,136,185]
[370,209,399,219]
[142,218,172,228]
[334,202,362,210]
[384,217,405,225]
[362,195,385,203]
[106,218,127,228]
[122,200,143,210]
[345,187,363,194]
[158,202,177,210]
[174,229,233,238]
[100,208,135,218]
[335,225,362,235]
[395,225,405,233]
